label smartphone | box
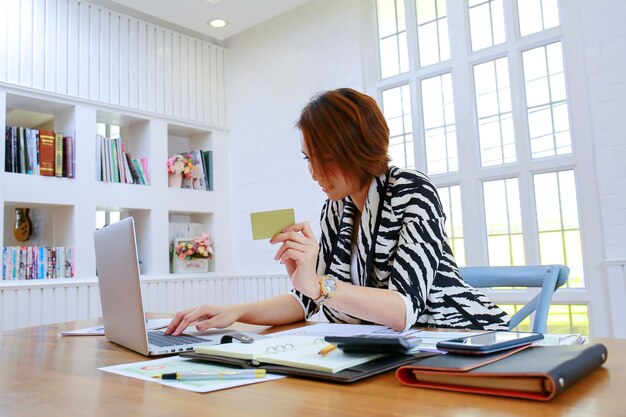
[436,331,544,355]
[324,335,422,354]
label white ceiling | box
[105,0,313,41]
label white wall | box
[579,0,626,336]
[580,0,626,261]
[225,0,369,275]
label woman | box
[166,88,509,336]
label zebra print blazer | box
[290,166,509,331]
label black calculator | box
[324,335,422,353]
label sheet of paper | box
[533,333,587,346]
[267,323,390,338]
[268,323,491,353]
[250,208,295,240]
[98,356,284,393]
[404,330,487,352]
[60,319,172,336]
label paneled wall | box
[0,275,298,330]
[0,0,226,127]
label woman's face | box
[301,137,354,201]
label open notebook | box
[194,335,384,374]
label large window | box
[474,57,515,166]
[374,0,596,335]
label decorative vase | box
[14,208,32,242]
[173,257,210,273]
[168,172,183,188]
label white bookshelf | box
[0,85,231,287]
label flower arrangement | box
[167,153,196,179]
[175,233,213,260]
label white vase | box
[168,172,183,188]
[173,257,209,273]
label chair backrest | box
[459,265,569,334]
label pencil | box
[318,344,337,355]
[152,369,266,380]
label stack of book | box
[1,246,74,280]
[179,149,213,191]
[4,126,75,178]
[95,134,149,185]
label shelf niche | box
[3,202,74,247]
[5,92,76,178]
[168,211,215,274]
[96,207,152,275]
[167,123,213,191]
[96,110,151,185]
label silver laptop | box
[94,216,217,356]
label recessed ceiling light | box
[208,19,227,28]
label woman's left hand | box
[270,221,320,299]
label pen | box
[318,344,337,355]
[152,369,266,380]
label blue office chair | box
[459,265,569,334]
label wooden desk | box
[0,319,623,417]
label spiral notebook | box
[183,335,438,382]
[193,335,382,373]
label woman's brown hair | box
[297,88,390,187]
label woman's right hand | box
[164,304,241,336]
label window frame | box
[366,0,610,336]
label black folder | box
[181,350,439,383]
[396,343,608,401]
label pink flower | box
[167,154,196,175]
[175,233,214,260]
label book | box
[194,335,384,374]
[5,126,12,172]
[202,150,213,191]
[133,159,147,185]
[117,140,126,183]
[54,132,64,177]
[110,138,119,182]
[18,127,26,173]
[35,130,40,175]
[39,129,55,176]
[140,157,149,183]
[63,136,74,178]
[25,128,35,174]
[124,152,140,184]
[12,126,18,173]
[189,149,206,190]
[396,343,608,401]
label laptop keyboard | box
[147,331,210,347]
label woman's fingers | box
[274,240,308,261]
[279,248,304,265]
[270,229,309,245]
[271,221,316,241]
[164,307,195,335]
[171,306,215,336]
[298,221,315,239]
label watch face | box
[323,277,337,294]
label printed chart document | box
[99,356,284,393]
[268,323,484,352]
[267,323,390,337]
[195,335,384,373]
[60,319,172,336]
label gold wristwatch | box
[314,275,339,307]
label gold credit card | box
[250,208,295,240]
